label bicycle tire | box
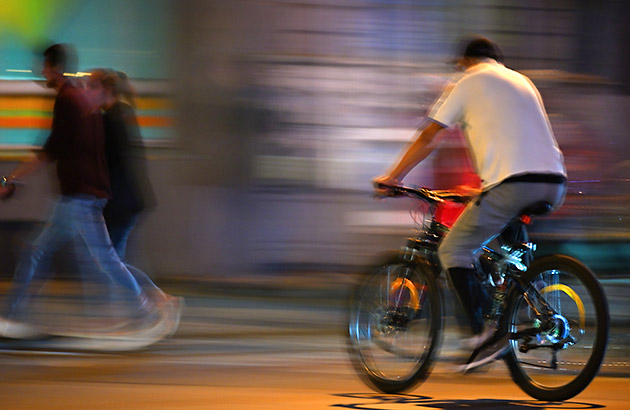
[503,254,609,401]
[347,253,442,393]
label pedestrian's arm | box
[373,121,445,188]
[0,151,49,198]
[6,150,49,182]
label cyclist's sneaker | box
[0,318,46,339]
[458,332,510,373]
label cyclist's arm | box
[375,121,445,187]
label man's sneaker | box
[0,318,46,339]
[457,332,510,373]
[167,296,184,337]
[136,293,158,318]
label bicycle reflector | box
[390,278,421,310]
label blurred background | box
[0,0,629,282]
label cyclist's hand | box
[372,175,400,196]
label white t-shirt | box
[429,59,566,189]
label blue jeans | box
[106,213,139,262]
[105,213,163,295]
[5,195,143,319]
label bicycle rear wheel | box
[504,254,609,401]
[347,254,442,393]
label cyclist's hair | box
[457,36,504,63]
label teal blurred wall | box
[0,0,173,80]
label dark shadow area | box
[331,393,605,410]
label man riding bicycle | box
[374,36,567,371]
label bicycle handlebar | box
[375,183,472,204]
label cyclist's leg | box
[438,181,566,335]
[447,267,490,335]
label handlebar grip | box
[373,182,403,197]
[374,182,393,190]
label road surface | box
[0,276,629,409]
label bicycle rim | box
[348,257,441,393]
[505,255,609,401]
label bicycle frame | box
[385,185,569,344]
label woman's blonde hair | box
[90,68,136,109]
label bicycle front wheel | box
[504,254,609,401]
[347,254,442,393]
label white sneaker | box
[0,318,45,339]
[164,296,184,338]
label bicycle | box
[347,184,609,401]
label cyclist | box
[374,36,567,371]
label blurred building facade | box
[165,0,629,276]
[1,0,629,278]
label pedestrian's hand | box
[0,184,16,200]
[0,177,16,200]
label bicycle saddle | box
[520,201,552,216]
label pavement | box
[0,272,629,410]
[0,269,629,376]
[160,269,630,376]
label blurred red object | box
[434,171,480,228]
[434,200,466,228]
